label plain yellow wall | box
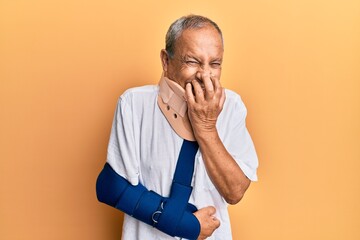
[1,0,359,239]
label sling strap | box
[96,140,200,239]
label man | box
[97,15,258,239]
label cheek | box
[179,66,198,78]
[214,69,222,78]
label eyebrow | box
[183,55,201,62]
[180,54,223,64]
[211,58,223,62]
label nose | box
[195,67,212,82]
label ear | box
[160,49,170,73]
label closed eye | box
[211,62,222,68]
[186,61,200,66]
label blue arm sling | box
[96,140,200,240]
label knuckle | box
[207,88,214,93]
[208,206,216,213]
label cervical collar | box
[157,74,195,141]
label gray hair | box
[165,14,223,58]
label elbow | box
[224,192,244,205]
[95,163,118,205]
[96,171,105,203]
[224,179,251,205]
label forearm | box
[185,76,251,204]
[195,130,250,204]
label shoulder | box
[223,88,246,112]
[120,85,158,100]
[216,88,248,128]
[224,88,242,101]
[117,85,159,106]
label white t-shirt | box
[106,84,258,240]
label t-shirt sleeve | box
[106,95,139,185]
[222,94,258,181]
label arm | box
[185,75,251,204]
[96,163,201,240]
[194,128,250,204]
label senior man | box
[96,14,258,240]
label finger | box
[191,80,205,102]
[185,83,195,104]
[213,218,221,228]
[213,77,222,92]
[219,87,226,109]
[213,77,224,101]
[203,74,214,98]
[206,206,217,215]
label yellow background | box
[1,0,359,239]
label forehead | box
[174,26,224,58]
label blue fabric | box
[96,140,200,239]
[156,140,199,237]
[172,140,199,186]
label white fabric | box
[106,84,258,240]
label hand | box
[185,74,226,138]
[193,206,220,239]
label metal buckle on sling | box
[151,201,165,225]
[151,211,162,224]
